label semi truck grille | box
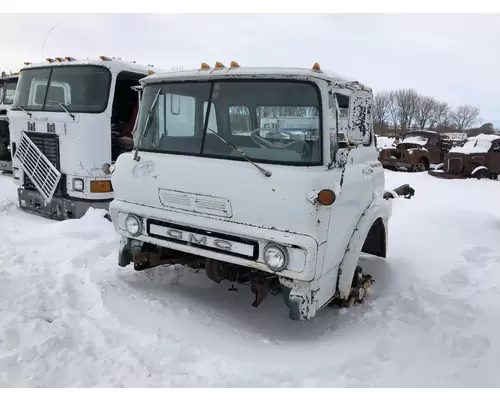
[16,131,64,202]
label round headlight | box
[125,214,142,236]
[264,244,288,272]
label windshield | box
[13,65,111,113]
[136,80,322,166]
[401,133,430,145]
[3,80,17,105]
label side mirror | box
[345,90,373,145]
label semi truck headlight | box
[264,244,288,272]
[125,214,142,236]
[13,168,20,179]
[73,178,84,192]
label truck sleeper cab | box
[9,56,164,220]
[0,73,19,172]
[109,62,413,321]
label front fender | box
[336,199,390,299]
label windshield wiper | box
[48,100,75,120]
[133,89,162,162]
[11,105,32,117]
[207,128,272,178]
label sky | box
[1,13,498,125]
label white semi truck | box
[9,56,164,220]
[108,61,415,321]
[0,73,19,173]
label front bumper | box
[110,200,319,281]
[381,158,413,170]
[18,188,111,220]
[428,170,466,180]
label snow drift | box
[1,171,500,387]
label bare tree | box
[373,91,392,125]
[415,96,437,130]
[428,101,450,130]
[392,89,419,132]
[387,91,399,132]
[450,104,480,131]
[467,123,495,135]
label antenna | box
[40,21,61,60]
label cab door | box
[319,90,376,277]
[427,135,442,164]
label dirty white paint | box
[345,90,373,145]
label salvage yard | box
[1,170,500,387]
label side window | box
[32,83,67,106]
[203,101,218,133]
[329,93,348,151]
[156,94,166,135]
[170,94,181,115]
[4,81,17,105]
[428,135,438,146]
[154,93,196,139]
[229,105,251,136]
[33,84,48,105]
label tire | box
[413,162,426,173]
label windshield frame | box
[136,78,324,167]
[13,64,112,114]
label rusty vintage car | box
[378,130,465,172]
[428,133,500,179]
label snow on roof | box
[142,66,372,91]
[449,134,500,155]
[0,74,19,81]
[407,129,437,135]
[400,136,428,146]
[21,58,166,75]
[469,133,500,141]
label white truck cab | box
[9,56,164,220]
[0,73,19,173]
[109,62,414,321]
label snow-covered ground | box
[1,170,500,387]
